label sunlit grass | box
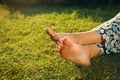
[0,4,120,80]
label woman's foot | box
[56,37,91,66]
[46,27,60,42]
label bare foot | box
[45,27,60,42]
[56,37,91,66]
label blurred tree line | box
[0,0,120,6]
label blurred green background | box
[0,0,120,80]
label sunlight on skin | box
[1,4,119,79]
[45,27,100,66]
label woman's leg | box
[56,37,100,66]
[46,27,102,45]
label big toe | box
[63,37,74,47]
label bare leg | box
[46,27,102,45]
[56,37,100,66]
[57,31,102,44]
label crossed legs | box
[46,27,101,66]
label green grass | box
[0,4,120,80]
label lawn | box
[0,4,120,80]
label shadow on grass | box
[77,54,120,80]
[8,5,120,22]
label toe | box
[56,45,61,52]
[46,27,59,42]
[63,37,74,47]
[57,39,63,47]
[46,27,56,37]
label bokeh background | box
[0,0,120,80]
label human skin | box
[46,27,102,44]
[56,37,100,66]
[46,27,101,66]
